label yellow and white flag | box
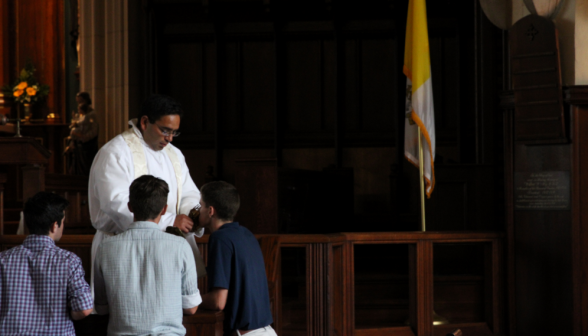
[404,0,435,197]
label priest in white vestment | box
[88,95,206,294]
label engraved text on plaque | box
[514,171,570,210]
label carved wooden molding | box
[563,86,588,105]
[510,15,566,144]
[499,90,515,110]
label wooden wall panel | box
[358,38,395,132]
[285,39,334,133]
[343,37,396,139]
[151,1,500,151]
[14,0,64,119]
[162,41,216,148]
[151,0,504,234]
[429,34,459,145]
[425,165,496,231]
[343,38,361,132]
[501,88,588,336]
[45,173,93,234]
[168,43,207,130]
[511,149,571,330]
[223,40,275,137]
[0,0,11,87]
[0,0,66,177]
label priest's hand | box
[173,214,194,233]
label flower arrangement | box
[2,61,49,105]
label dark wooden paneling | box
[152,0,505,233]
[259,235,281,334]
[343,37,395,135]
[233,158,279,234]
[510,15,566,145]
[569,88,588,336]
[277,167,353,234]
[160,41,216,149]
[20,123,69,174]
[354,244,409,328]
[425,165,496,231]
[429,31,459,146]
[0,137,50,213]
[223,39,275,140]
[234,158,354,234]
[0,0,11,86]
[14,0,65,120]
[500,91,516,336]
[0,137,51,165]
[284,36,336,147]
[0,0,67,176]
[433,244,486,323]
[45,173,93,234]
[513,144,573,336]
[501,87,588,336]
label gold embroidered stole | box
[121,128,182,213]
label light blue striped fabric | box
[94,221,201,336]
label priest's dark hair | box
[138,94,184,124]
[129,175,169,221]
[23,192,69,235]
[200,181,240,222]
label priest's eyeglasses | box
[155,124,181,137]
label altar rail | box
[0,231,504,336]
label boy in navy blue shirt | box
[199,181,276,336]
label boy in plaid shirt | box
[0,192,93,336]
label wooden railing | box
[337,232,504,336]
[0,231,504,336]
[195,231,504,336]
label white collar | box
[128,119,165,160]
[128,119,144,139]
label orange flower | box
[13,89,23,97]
[16,82,28,90]
[26,87,36,96]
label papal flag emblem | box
[403,0,435,197]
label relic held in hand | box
[189,207,200,229]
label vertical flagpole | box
[418,128,426,232]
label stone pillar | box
[79,0,130,146]
[574,0,588,84]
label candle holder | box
[23,103,31,124]
[13,104,23,137]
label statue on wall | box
[64,92,98,175]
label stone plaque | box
[514,171,570,210]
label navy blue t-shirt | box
[207,222,272,334]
